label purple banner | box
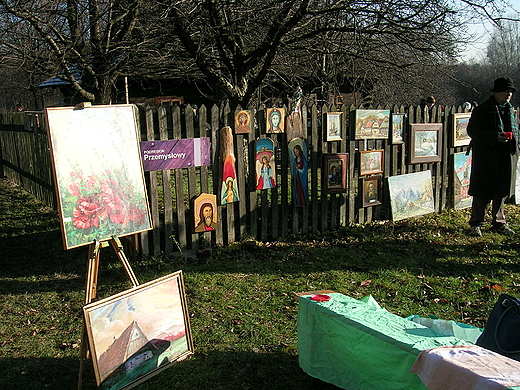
[140,138,211,171]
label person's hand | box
[497,133,510,143]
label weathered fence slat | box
[158,105,174,255]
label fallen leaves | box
[360,280,372,287]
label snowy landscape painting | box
[388,170,435,221]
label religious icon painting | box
[361,175,382,207]
[220,126,239,205]
[286,110,304,141]
[194,193,217,232]
[255,138,276,190]
[266,108,285,133]
[234,110,252,134]
[322,153,348,194]
[288,138,309,207]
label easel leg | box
[78,241,102,390]
[77,238,139,390]
[110,236,139,287]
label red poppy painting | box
[46,104,152,249]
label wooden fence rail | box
[0,103,484,256]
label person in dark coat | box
[467,77,519,236]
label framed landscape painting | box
[388,170,435,221]
[391,113,405,144]
[45,104,152,250]
[83,271,194,390]
[322,153,348,194]
[452,113,471,147]
[359,149,384,176]
[408,123,442,164]
[353,109,390,139]
[325,112,342,141]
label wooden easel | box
[77,236,139,390]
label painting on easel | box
[83,271,194,390]
[45,104,152,249]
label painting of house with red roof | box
[84,271,193,390]
[354,109,390,140]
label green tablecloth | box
[297,293,470,390]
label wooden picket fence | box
[0,103,480,256]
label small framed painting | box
[322,153,348,194]
[453,151,472,210]
[266,108,285,133]
[234,110,252,134]
[391,113,405,144]
[194,193,217,232]
[362,175,382,207]
[83,271,194,390]
[409,123,442,164]
[452,113,471,147]
[353,109,390,139]
[325,112,343,141]
[359,149,384,176]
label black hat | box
[492,77,516,93]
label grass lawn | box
[1,177,520,389]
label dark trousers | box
[469,195,508,227]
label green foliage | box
[58,169,150,247]
[1,178,520,389]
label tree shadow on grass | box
[0,351,340,390]
[0,356,97,390]
[140,350,340,390]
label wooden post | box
[78,240,103,390]
[110,237,139,288]
[77,237,139,389]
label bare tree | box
[0,0,165,104]
[0,0,516,107]
[453,8,520,107]
[486,16,520,78]
[159,0,471,107]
